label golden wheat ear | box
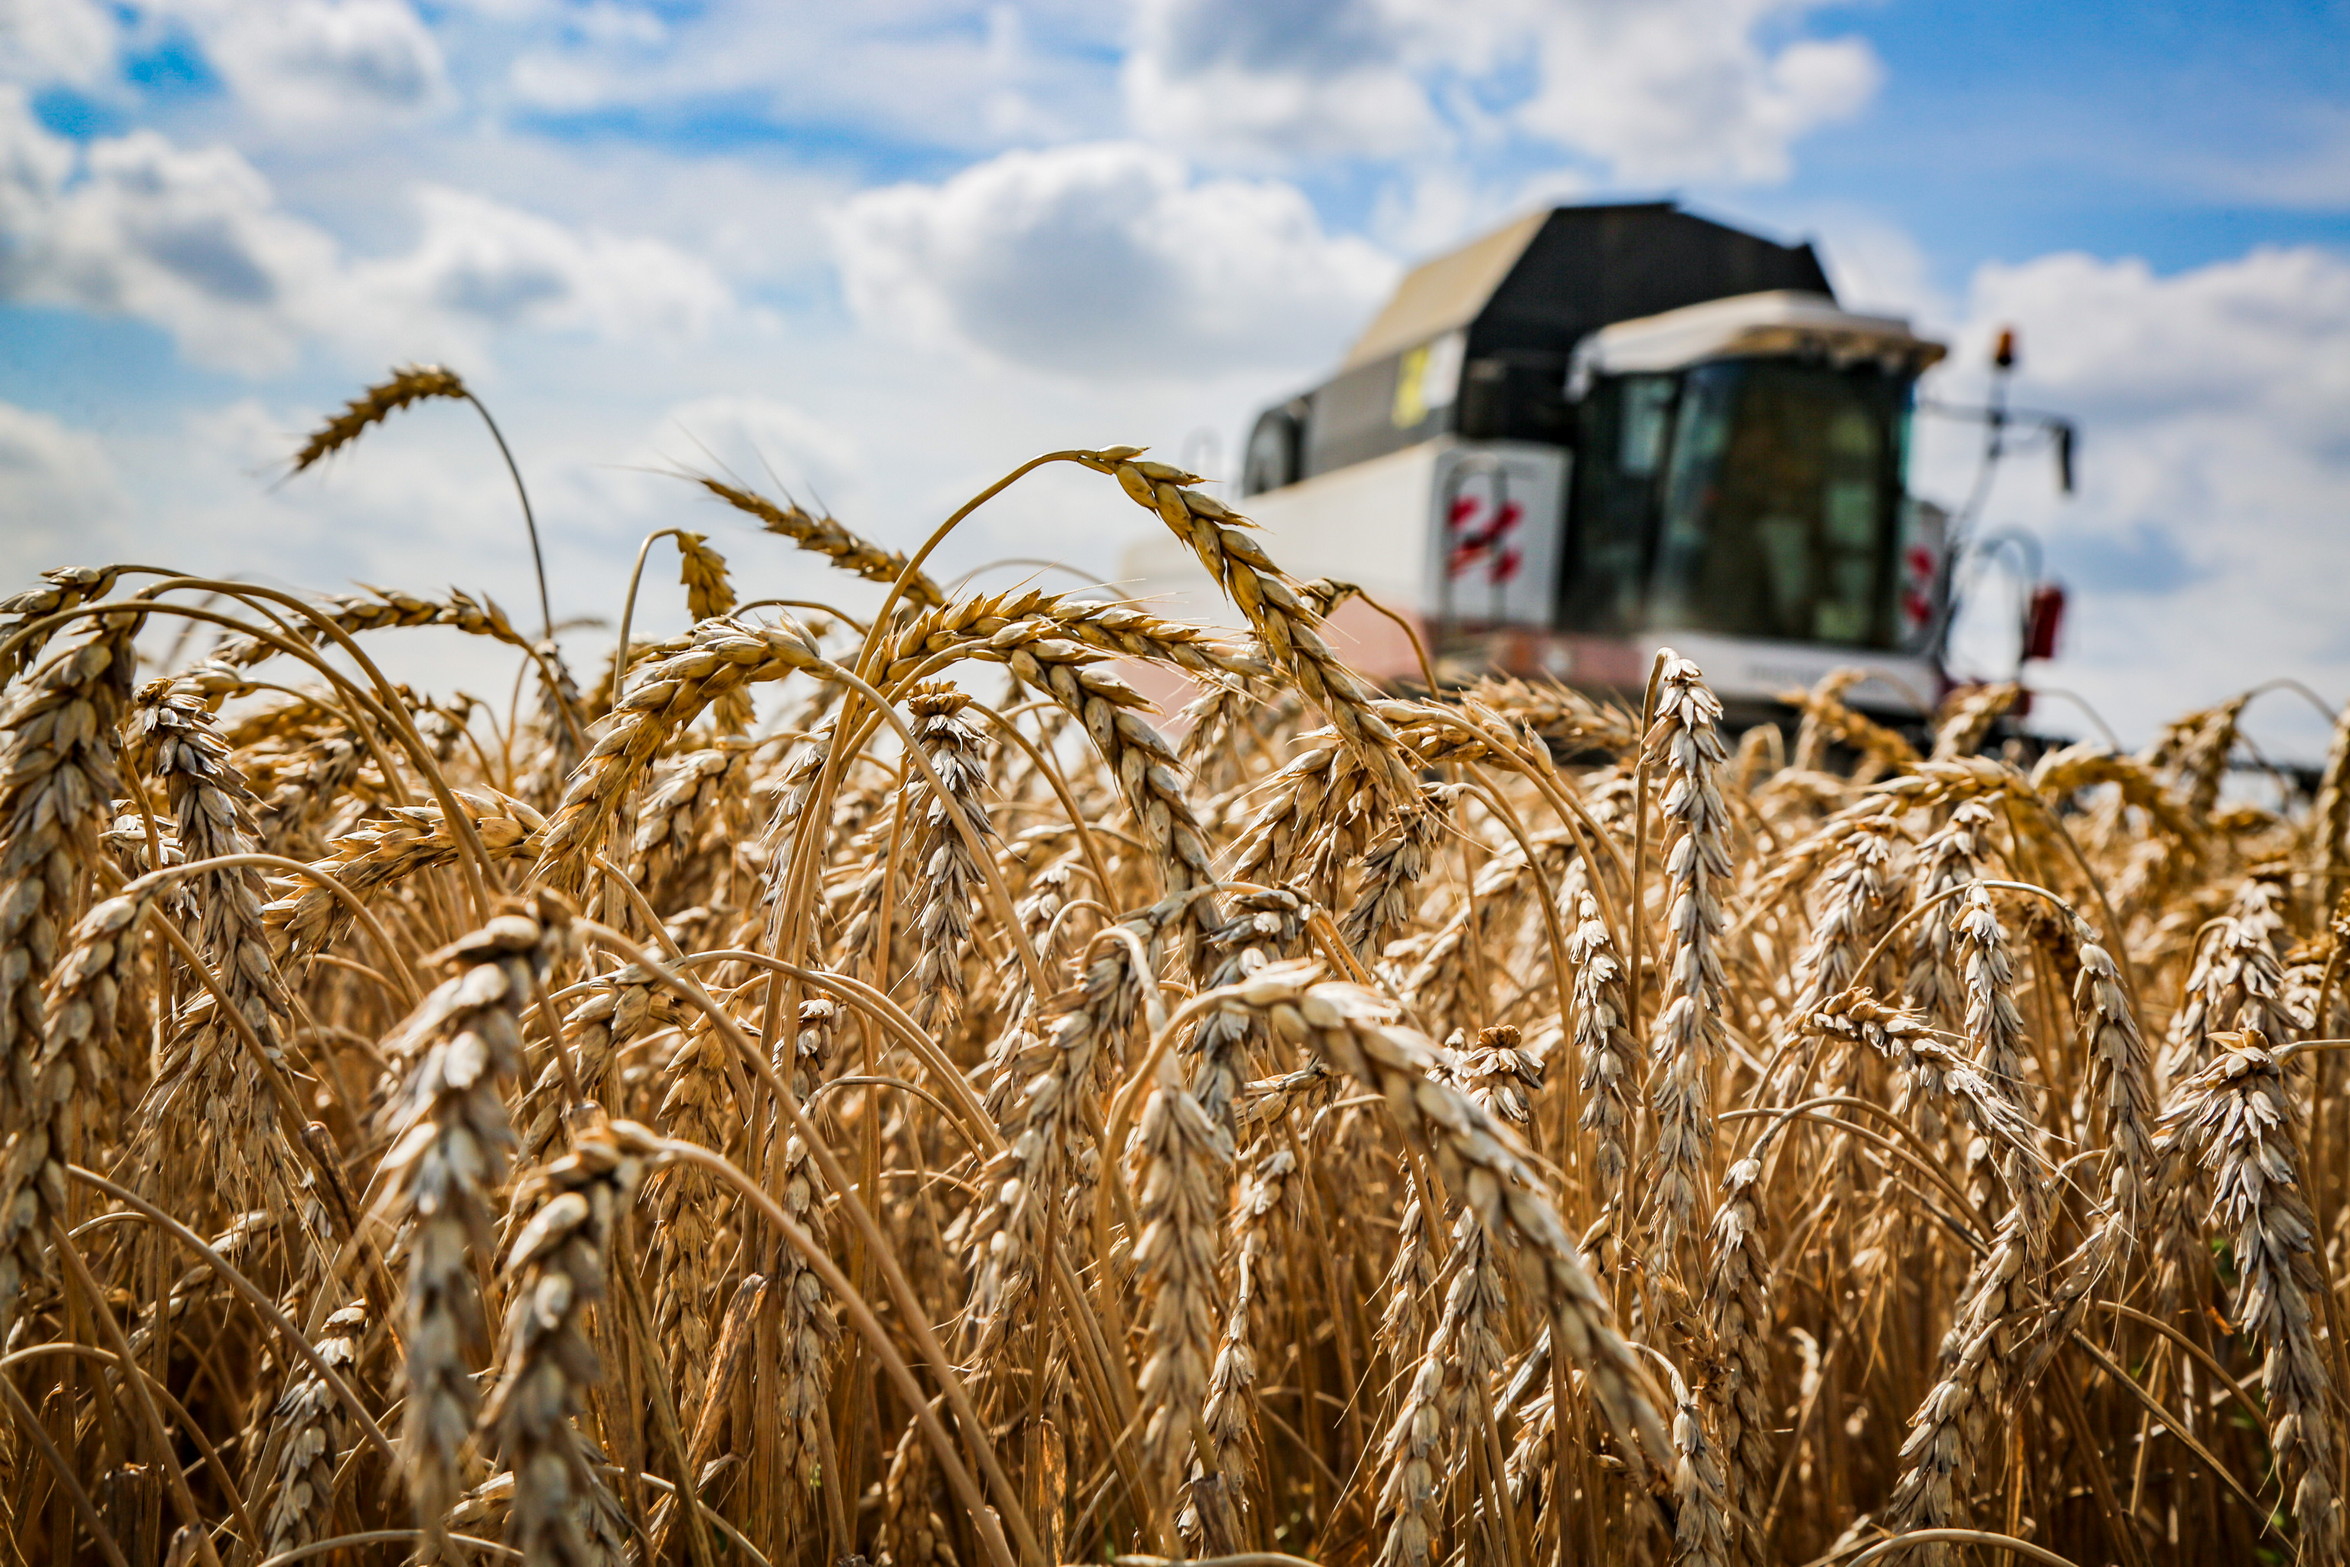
[292,364,553,638]
[290,364,469,474]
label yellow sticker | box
[1392,343,1429,429]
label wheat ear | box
[0,617,140,1335]
[1644,653,1733,1267]
[775,998,844,1515]
[0,566,124,689]
[378,897,572,1535]
[1187,1143,1294,1549]
[1374,1209,1508,1567]
[1930,682,2022,761]
[128,677,306,1218]
[964,901,1176,1348]
[1205,967,1675,1482]
[1133,1048,1232,1517]
[211,585,533,669]
[904,682,995,1031]
[535,618,833,892]
[1079,448,1423,807]
[695,474,946,607]
[292,363,469,471]
[267,791,541,955]
[485,1117,640,1567]
[1342,787,1454,956]
[260,1298,371,1559]
[2161,1035,2343,1560]
[1570,889,1640,1217]
[1699,1155,1772,1565]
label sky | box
[2,0,2346,757]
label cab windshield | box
[1564,359,1912,649]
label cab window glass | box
[1561,373,1677,633]
[1647,360,1906,649]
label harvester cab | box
[1123,200,2069,728]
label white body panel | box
[1424,441,1568,629]
[1121,439,1444,629]
[1121,437,1566,627]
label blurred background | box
[1,0,2345,754]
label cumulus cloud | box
[186,0,451,127]
[1514,0,1880,183]
[0,0,118,88]
[500,2,1118,155]
[0,403,130,583]
[1125,0,1442,161]
[832,141,1396,376]
[0,93,343,372]
[351,186,730,345]
[1124,0,1880,182]
[1922,245,2350,746]
[0,88,730,374]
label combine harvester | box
[1125,200,2073,729]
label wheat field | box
[0,366,2343,1567]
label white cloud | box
[1124,0,1881,183]
[832,141,1397,377]
[183,0,450,127]
[0,94,344,373]
[0,89,730,374]
[0,403,131,583]
[1515,1,1880,183]
[350,185,731,348]
[1125,0,1442,161]
[0,0,117,89]
[1918,245,2350,752]
[499,2,1120,154]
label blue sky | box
[2,0,2346,752]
